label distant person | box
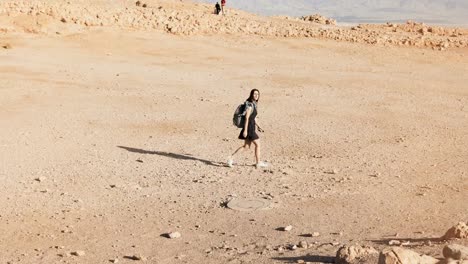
[221,0,226,15]
[228,89,267,169]
[215,2,221,15]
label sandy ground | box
[1,27,467,263]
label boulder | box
[336,245,379,264]
[378,247,438,264]
[443,244,468,260]
[443,222,468,239]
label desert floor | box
[1,29,467,263]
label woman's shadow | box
[117,146,226,167]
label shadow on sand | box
[117,146,226,167]
[272,255,335,263]
[273,235,446,263]
[369,236,444,248]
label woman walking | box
[228,89,267,168]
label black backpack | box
[233,102,254,128]
[233,102,246,128]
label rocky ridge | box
[1,0,468,50]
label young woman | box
[228,89,267,168]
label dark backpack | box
[233,103,246,128]
[233,102,254,128]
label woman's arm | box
[243,107,252,137]
[255,116,264,132]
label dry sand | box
[1,0,467,263]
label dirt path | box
[0,29,467,263]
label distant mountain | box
[196,0,468,25]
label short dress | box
[238,101,259,141]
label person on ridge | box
[215,2,221,15]
[221,0,226,15]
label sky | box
[196,0,468,26]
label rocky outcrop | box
[0,0,467,50]
[300,14,336,25]
[378,247,439,264]
[443,222,468,240]
[443,244,468,260]
[336,245,379,264]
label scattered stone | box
[443,222,468,239]
[168,231,181,239]
[388,240,401,246]
[71,251,85,257]
[299,241,308,249]
[110,259,119,263]
[282,225,293,231]
[35,176,47,182]
[378,247,438,264]
[336,245,379,264]
[135,1,141,6]
[443,244,468,260]
[300,14,337,25]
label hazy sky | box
[197,0,468,26]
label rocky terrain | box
[1,0,468,50]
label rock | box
[388,240,401,246]
[71,250,85,256]
[443,222,468,239]
[299,241,308,249]
[300,14,336,25]
[336,245,379,264]
[135,1,141,6]
[283,225,293,231]
[378,247,438,264]
[35,176,47,182]
[443,244,468,260]
[312,232,320,237]
[168,231,181,238]
[2,43,12,49]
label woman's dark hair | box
[247,89,260,103]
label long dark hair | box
[247,89,260,103]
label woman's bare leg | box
[231,140,250,157]
[252,139,260,165]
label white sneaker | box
[255,161,268,169]
[227,158,233,168]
